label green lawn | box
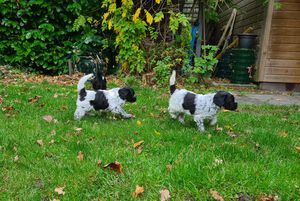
[0,80,299,200]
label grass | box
[0,80,300,200]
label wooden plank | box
[267,51,300,59]
[279,0,300,3]
[265,59,300,67]
[270,36,300,44]
[262,75,300,83]
[257,0,274,82]
[269,44,300,52]
[273,11,300,19]
[234,13,264,30]
[264,67,300,75]
[280,2,300,11]
[272,19,300,28]
[270,27,300,36]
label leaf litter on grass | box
[103,161,123,174]
[131,185,144,198]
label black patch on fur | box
[90,91,109,110]
[91,72,107,91]
[79,88,87,101]
[182,92,196,114]
[170,85,176,95]
[118,87,136,102]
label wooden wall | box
[218,0,266,40]
[258,0,300,83]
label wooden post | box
[256,0,274,82]
[196,1,203,57]
[68,59,73,76]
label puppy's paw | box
[131,114,136,119]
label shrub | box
[0,0,110,74]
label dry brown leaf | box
[296,147,300,153]
[279,131,288,138]
[13,146,17,152]
[28,95,41,104]
[137,147,143,154]
[49,139,55,145]
[2,105,14,112]
[131,185,144,198]
[0,97,3,104]
[53,93,59,98]
[210,190,224,201]
[75,127,82,132]
[14,155,19,162]
[133,140,144,149]
[258,194,279,201]
[160,189,170,201]
[36,139,44,146]
[54,186,65,195]
[43,115,53,123]
[50,199,60,201]
[103,161,123,174]
[77,151,84,161]
[215,127,223,132]
[97,160,102,167]
[50,130,56,136]
[166,164,172,172]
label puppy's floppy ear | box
[119,87,136,102]
[118,88,129,100]
[213,91,227,107]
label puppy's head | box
[213,91,237,110]
[118,87,136,103]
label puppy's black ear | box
[213,91,227,107]
[118,88,128,100]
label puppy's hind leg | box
[111,106,132,119]
[178,114,185,124]
[194,115,205,132]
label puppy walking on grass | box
[168,70,238,132]
[74,74,136,120]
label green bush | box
[0,0,111,74]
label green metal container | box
[229,48,256,84]
[216,50,232,79]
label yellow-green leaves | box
[155,0,161,4]
[144,9,153,25]
[133,8,141,23]
[154,11,164,23]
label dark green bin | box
[215,50,232,79]
[229,48,256,84]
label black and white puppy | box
[74,74,136,120]
[168,70,237,132]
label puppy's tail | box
[77,73,93,92]
[169,70,176,95]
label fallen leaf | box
[75,127,82,132]
[103,161,123,174]
[36,139,44,146]
[53,93,59,98]
[222,109,230,112]
[54,186,65,195]
[137,147,143,154]
[166,164,172,172]
[131,185,144,198]
[50,130,56,136]
[13,146,17,152]
[2,105,14,112]
[137,120,142,126]
[50,199,60,201]
[14,155,19,162]
[43,115,53,123]
[0,146,2,152]
[0,97,3,104]
[133,140,144,149]
[296,147,300,153]
[258,194,279,201]
[210,190,224,201]
[279,131,288,138]
[77,151,84,161]
[160,189,170,201]
[28,95,41,104]
[213,159,224,166]
[49,139,55,145]
[215,127,223,132]
[97,160,102,167]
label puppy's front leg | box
[194,115,205,132]
[210,116,217,126]
[112,107,132,119]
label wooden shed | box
[217,0,300,91]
